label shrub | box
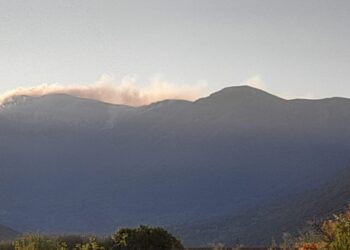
[296,205,350,250]
[57,235,88,250]
[6,226,183,250]
[13,234,66,250]
[0,241,14,250]
[111,225,183,250]
[320,207,350,250]
[74,237,105,250]
[298,243,318,250]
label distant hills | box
[0,224,19,241]
[1,86,350,245]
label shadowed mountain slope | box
[0,86,350,245]
[172,168,350,246]
[0,224,19,241]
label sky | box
[0,0,349,104]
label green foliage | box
[57,235,88,250]
[13,235,66,250]
[111,225,183,250]
[73,237,105,250]
[4,226,183,250]
[296,206,350,249]
[0,241,14,250]
[320,207,350,250]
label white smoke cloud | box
[0,76,208,106]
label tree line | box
[0,225,183,250]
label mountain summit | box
[199,85,284,103]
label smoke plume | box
[0,76,208,106]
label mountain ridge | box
[3,85,350,110]
[1,85,350,245]
[0,224,19,242]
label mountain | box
[172,168,350,246]
[0,94,136,130]
[0,224,19,241]
[1,86,350,244]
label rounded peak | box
[213,85,275,96]
[196,85,284,105]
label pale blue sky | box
[0,0,349,99]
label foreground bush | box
[2,225,182,250]
[111,225,183,250]
[320,207,350,250]
[297,243,319,250]
[297,206,350,250]
[13,235,66,250]
[74,237,105,250]
[0,242,14,250]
